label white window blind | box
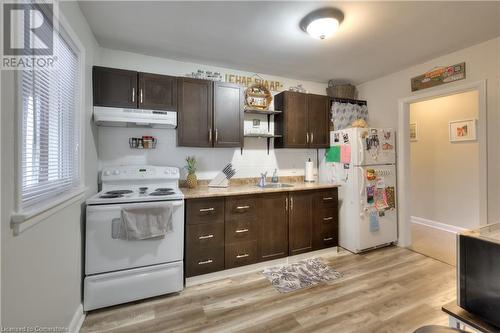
[20,22,81,208]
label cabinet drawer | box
[225,196,258,222]
[225,241,258,269]
[186,198,224,225]
[317,223,338,249]
[318,208,338,224]
[225,219,257,244]
[186,222,224,248]
[316,189,338,208]
[186,246,224,277]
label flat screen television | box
[458,223,500,328]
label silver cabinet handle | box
[235,228,249,233]
[311,132,314,143]
[199,207,214,212]
[290,197,293,210]
[139,88,143,103]
[215,129,218,143]
[209,129,212,143]
[285,197,288,211]
[306,132,309,143]
[198,234,214,240]
[236,205,250,210]
[132,87,135,102]
[198,259,213,265]
[323,217,333,221]
[323,237,334,241]
[236,253,249,259]
[323,197,333,201]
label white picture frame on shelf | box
[409,122,418,142]
[449,119,477,142]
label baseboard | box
[186,247,343,287]
[411,216,467,234]
[68,304,85,333]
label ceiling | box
[78,1,500,84]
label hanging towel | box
[121,203,173,240]
[326,146,341,163]
[369,211,380,233]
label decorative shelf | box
[244,108,282,115]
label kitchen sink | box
[257,183,294,188]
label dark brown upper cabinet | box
[138,72,177,111]
[307,94,330,148]
[177,78,213,147]
[93,66,138,108]
[274,91,330,149]
[93,66,177,111]
[213,81,243,148]
[177,78,243,148]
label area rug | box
[262,258,343,293]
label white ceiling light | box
[300,8,344,40]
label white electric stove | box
[84,165,184,311]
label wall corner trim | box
[68,304,85,333]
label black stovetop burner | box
[105,190,133,195]
[100,193,123,199]
[149,190,175,196]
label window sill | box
[11,187,88,236]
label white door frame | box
[397,80,488,247]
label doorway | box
[408,91,480,265]
[397,81,487,264]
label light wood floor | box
[81,247,456,333]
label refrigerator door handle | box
[358,166,365,196]
[358,135,364,165]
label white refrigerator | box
[321,127,398,253]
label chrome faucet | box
[258,172,267,188]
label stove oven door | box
[85,200,184,275]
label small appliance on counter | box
[208,163,236,188]
[458,223,500,328]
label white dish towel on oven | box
[121,203,173,240]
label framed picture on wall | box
[449,119,477,142]
[409,123,418,142]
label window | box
[19,19,81,209]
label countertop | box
[180,181,340,199]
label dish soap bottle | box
[272,169,279,183]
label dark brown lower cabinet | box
[288,191,314,255]
[258,193,289,261]
[185,188,338,277]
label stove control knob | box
[103,170,111,176]
[164,169,171,174]
[113,170,121,176]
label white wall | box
[410,91,479,229]
[1,1,99,328]
[358,37,500,224]
[97,48,327,181]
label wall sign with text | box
[225,74,283,92]
[411,62,466,92]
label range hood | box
[93,106,177,129]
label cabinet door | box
[93,66,138,108]
[138,72,177,111]
[289,191,313,255]
[307,94,330,148]
[258,193,289,261]
[177,78,213,147]
[284,92,308,148]
[213,82,243,147]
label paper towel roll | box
[305,159,315,182]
